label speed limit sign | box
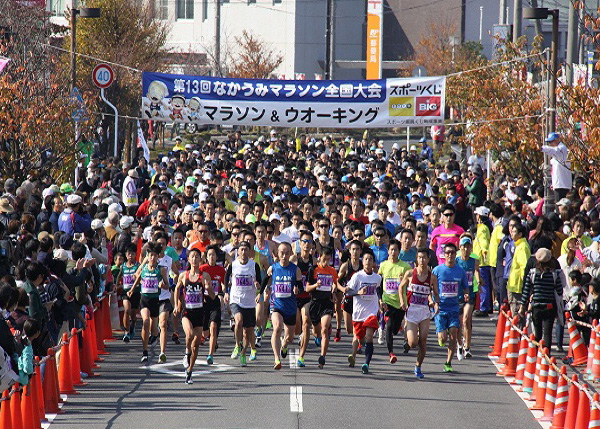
[92,63,114,89]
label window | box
[49,0,66,16]
[156,0,168,20]
[273,0,282,4]
[203,0,208,20]
[176,0,194,19]
[248,0,256,3]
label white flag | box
[137,120,150,163]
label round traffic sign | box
[92,64,114,89]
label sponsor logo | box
[389,97,414,116]
[415,96,441,116]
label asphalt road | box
[47,315,541,429]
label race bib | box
[235,275,254,288]
[466,272,473,288]
[316,274,333,292]
[301,274,307,287]
[361,283,377,296]
[440,281,459,298]
[185,290,203,308]
[384,279,399,294]
[123,274,134,290]
[205,279,220,295]
[409,293,429,307]
[141,277,159,294]
[273,281,292,298]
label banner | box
[136,120,150,163]
[141,72,446,128]
[366,0,383,80]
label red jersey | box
[200,263,226,295]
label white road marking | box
[141,361,234,377]
[41,394,67,429]
[290,386,303,412]
[288,347,299,368]
[488,356,550,429]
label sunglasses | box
[443,212,454,217]
[300,239,312,243]
[319,224,329,228]
[444,250,456,255]
[375,234,385,238]
[199,229,209,233]
[266,230,274,234]
[232,232,240,237]
[353,233,364,238]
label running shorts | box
[140,296,160,318]
[405,305,431,325]
[203,297,222,330]
[230,303,257,328]
[273,308,297,326]
[123,290,141,310]
[159,298,173,314]
[435,310,460,333]
[183,308,204,328]
[308,300,334,326]
[352,315,379,341]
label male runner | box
[200,245,226,364]
[455,234,481,360]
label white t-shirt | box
[281,225,300,241]
[542,143,572,190]
[557,254,582,297]
[346,269,381,322]
[272,232,292,244]
[158,254,173,300]
[229,259,259,309]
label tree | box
[68,0,171,155]
[0,0,79,182]
[228,30,283,79]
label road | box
[48,316,541,429]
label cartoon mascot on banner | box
[143,80,169,119]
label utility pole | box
[566,0,578,85]
[70,6,77,91]
[579,1,586,64]
[499,0,507,24]
[214,0,221,76]
[326,0,335,80]
[530,0,543,37]
[513,0,522,42]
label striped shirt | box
[520,269,563,306]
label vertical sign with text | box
[366,0,383,80]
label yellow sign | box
[366,0,383,80]
[389,97,414,117]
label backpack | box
[0,344,19,393]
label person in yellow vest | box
[173,135,186,152]
[507,222,531,316]
[472,206,492,317]
[487,203,505,310]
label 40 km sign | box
[93,63,114,89]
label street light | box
[70,6,101,91]
[524,7,558,214]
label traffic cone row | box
[498,310,512,365]
[551,367,569,429]
[498,317,520,377]
[514,327,529,385]
[529,340,545,401]
[566,312,588,366]
[531,347,550,411]
[519,334,537,393]
[489,304,509,357]
[1,373,46,429]
[539,357,558,421]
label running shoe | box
[200,336,205,346]
[438,338,446,348]
[314,336,321,347]
[335,328,341,342]
[183,352,190,368]
[457,346,464,361]
[443,362,453,373]
[141,351,148,363]
[297,357,305,367]
[185,370,193,384]
[255,326,263,338]
[172,332,181,345]
[281,346,288,359]
[158,353,167,364]
[229,318,235,331]
[240,354,247,367]
[207,355,214,365]
[250,349,257,361]
[361,363,369,374]
[389,353,397,364]
[403,341,410,355]
[230,345,240,359]
[266,320,272,330]
[255,336,262,348]
[318,355,325,369]
[464,348,472,359]
[274,359,282,370]
[378,328,385,345]
[415,366,424,379]
[123,333,130,343]
[149,335,157,345]
[348,354,356,368]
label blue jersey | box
[256,242,275,267]
[432,264,468,313]
[270,262,297,317]
[370,244,389,266]
[456,255,476,300]
[399,247,417,268]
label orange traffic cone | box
[519,334,537,393]
[91,309,106,359]
[489,304,508,357]
[591,329,600,382]
[69,328,88,387]
[10,383,22,429]
[514,326,529,385]
[589,393,600,429]
[21,383,38,429]
[498,310,512,365]
[566,312,588,366]
[499,317,520,377]
[33,357,45,421]
[102,296,116,341]
[563,374,580,429]
[531,347,550,410]
[58,333,78,395]
[42,349,61,415]
[0,390,11,429]
[574,387,590,429]
[587,321,597,376]
[529,340,545,401]
[81,315,100,376]
[550,367,569,429]
[540,357,558,421]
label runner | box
[432,243,469,372]
[343,250,382,374]
[377,239,411,364]
[306,247,339,368]
[455,234,481,360]
[130,241,170,363]
[260,242,303,370]
[400,248,440,378]
[155,232,180,363]
[117,244,140,342]
[200,245,227,364]
[225,240,262,367]
[338,240,363,339]
[173,248,215,384]
[430,204,465,264]
[290,230,316,367]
